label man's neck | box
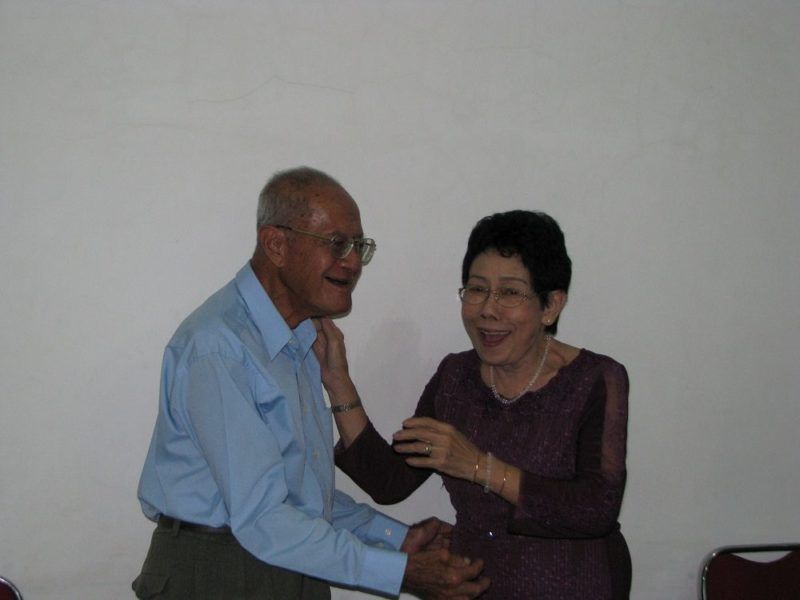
[249,256,306,329]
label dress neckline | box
[470,347,589,405]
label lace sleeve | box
[509,360,629,538]
[333,362,442,504]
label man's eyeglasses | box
[276,225,377,265]
[458,285,534,308]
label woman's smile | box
[478,327,512,348]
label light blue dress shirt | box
[138,263,408,596]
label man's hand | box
[401,518,453,554]
[401,519,488,599]
[402,547,490,600]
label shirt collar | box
[235,262,316,361]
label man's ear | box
[257,225,288,267]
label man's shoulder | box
[167,279,248,357]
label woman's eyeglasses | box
[458,285,534,308]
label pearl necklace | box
[489,335,552,405]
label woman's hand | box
[393,417,480,482]
[313,318,367,447]
[312,317,351,392]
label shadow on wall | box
[350,318,434,422]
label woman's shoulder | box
[418,349,481,410]
[434,350,480,380]
[435,348,480,376]
[576,346,624,366]
[570,347,629,385]
[441,348,478,363]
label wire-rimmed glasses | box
[458,285,534,308]
[276,225,376,265]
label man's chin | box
[314,299,352,319]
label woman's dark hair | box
[461,210,572,334]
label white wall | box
[2,1,799,598]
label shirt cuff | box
[358,544,408,597]
[355,512,408,596]
[363,512,409,551]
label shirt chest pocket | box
[254,375,305,455]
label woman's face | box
[461,249,551,370]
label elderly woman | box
[314,210,631,599]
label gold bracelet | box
[330,398,362,414]
[498,465,508,495]
[472,452,480,483]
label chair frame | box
[0,575,23,600]
[699,543,800,600]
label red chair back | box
[701,544,800,600]
[0,576,22,600]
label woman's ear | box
[543,290,568,325]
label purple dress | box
[335,349,631,599]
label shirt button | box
[312,449,320,460]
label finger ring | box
[424,443,432,456]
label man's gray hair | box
[256,166,343,228]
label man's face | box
[278,184,365,323]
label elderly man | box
[133,167,489,599]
